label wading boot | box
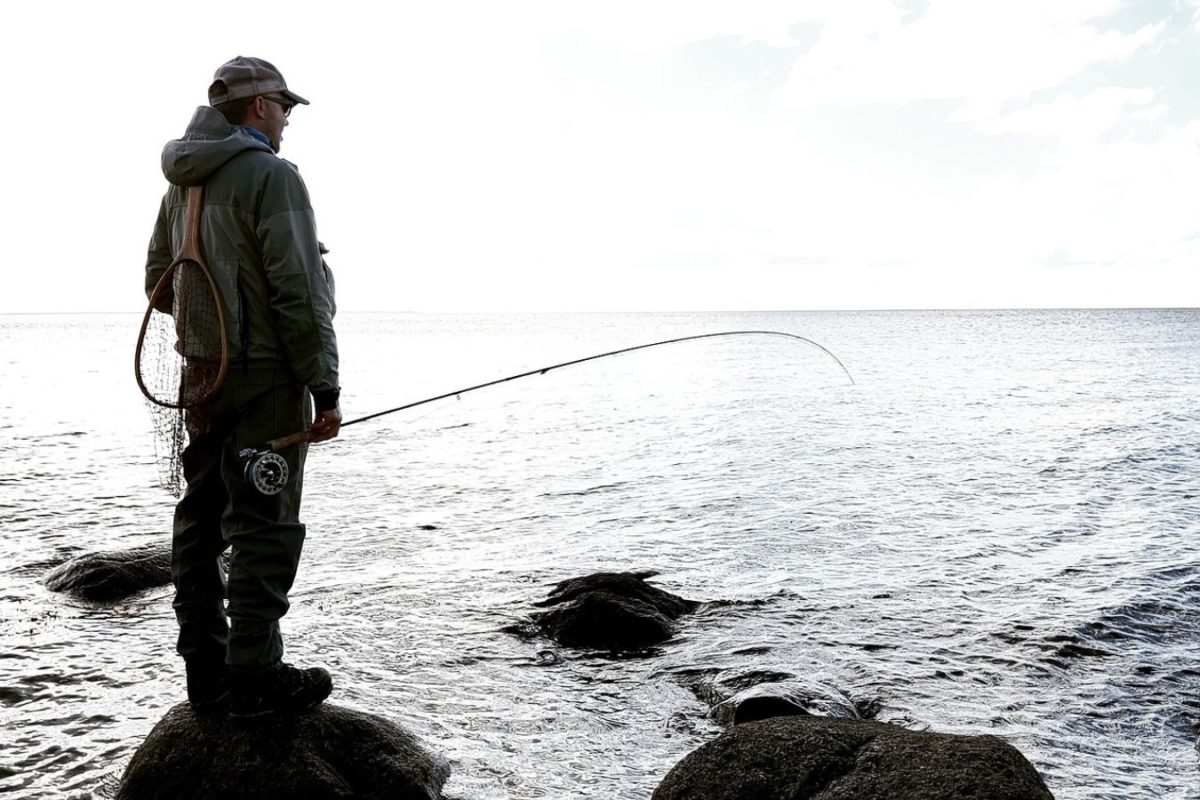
[185,658,230,714]
[230,662,333,718]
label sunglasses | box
[261,95,295,117]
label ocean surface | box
[1,309,1198,799]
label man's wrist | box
[312,387,340,413]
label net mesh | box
[137,258,226,496]
[144,377,185,496]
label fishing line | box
[239,330,854,495]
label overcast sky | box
[2,1,1196,313]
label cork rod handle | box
[267,430,314,451]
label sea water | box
[1,309,1197,799]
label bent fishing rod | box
[239,330,854,495]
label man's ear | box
[248,96,267,121]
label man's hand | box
[309,405,342,443]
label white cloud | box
[779,1,1160,115]
[534,0,834,48]
[0,1,1194,313]
[974,87,1160,143]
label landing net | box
[137,258,227,494]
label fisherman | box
[145,56,341,717]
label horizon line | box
[1,306,1197,317]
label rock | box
[669,667,795,708]
[534,590,676,649]
[718,680,864,726]
[535,571,699,619]
[669,667,874,726]
[526,571,699,650]
[652,716,1054,800]
[44,544,172,601]
[117,702,450,800]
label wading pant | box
[171,368,311,669]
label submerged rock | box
[670,666,874,726]
[535,571,699,619]
[116,702,450,800]
[535,590,676,649]
[520,571,699,650]
[43,544,172,601]
[652,716,1054,800]
[719,679,865,726]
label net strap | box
[180,185,204,262]
[176,183,230,397]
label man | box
[145,56,341,717]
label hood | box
[161,106,274,186]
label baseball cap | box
[208,56,310,106]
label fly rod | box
[239,330,854,495]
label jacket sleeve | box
[145,195,174,314]
[319,241,337,319]
[256,163,340,409]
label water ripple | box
[2,310,1199,798]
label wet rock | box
[535,571,699,618]
[525,571,699,650]
[652,716,1054,800]
[719,680,864,726]
[44,544,172,601]
[670,667,874,726]
[670,667,791,708]
[116,702,450,800]
[535,590,675,649]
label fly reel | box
[238,448,290,496]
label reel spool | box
[240,449,290,496]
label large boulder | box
[520,571,699,650]
[44,544,172,601]
[653,716,1054,800]
[117,702,450,800]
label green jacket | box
[146,106,339,410]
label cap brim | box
[280,89,310,106]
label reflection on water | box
[1,310,1199,799]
